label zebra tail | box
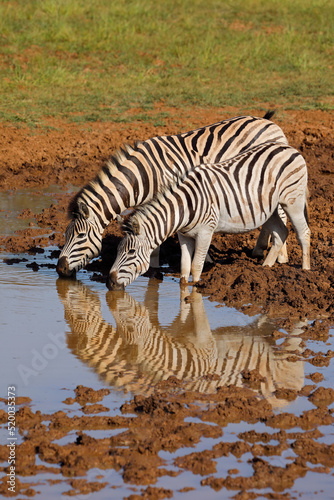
[263,110,276,120]
[304,187,310,225]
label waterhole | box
[0,252,310,409]
[0,186,74,236]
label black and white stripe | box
[57,279,305,405]
[57,113,288,276]
[108,141,310,289]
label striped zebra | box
[108,141,310,290]
[56,278,305,407]
[56,112,289,277]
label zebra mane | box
[68,142,142,218]
[68,190,84,218]
[122,218,137,235]
[123,173,187,235]
[103,143,138,176]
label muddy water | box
[0,187,70,236]
[1,250,333,498]
[0,253,307,408]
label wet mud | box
[0,105,334,498]
[0,380,333,498]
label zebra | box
[56,112,289,277]
[56,278,305,406]
[108,141,310,290]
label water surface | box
[0,248,333,499]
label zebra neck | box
[78,184,131,230]
[139,195,188,250]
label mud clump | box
[63,385,111,406]
[308,387,334,408]
[241,368,266,390]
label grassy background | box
[0,0,333,125]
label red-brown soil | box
[0,105,333,498]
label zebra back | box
[72,115,287,221]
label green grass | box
[0,0,333,125]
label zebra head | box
[107,217,152,290]
[56,201,104,278]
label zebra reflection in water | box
[57,279,305,408]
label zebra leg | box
[252,224,271,259]
[262,210,289,268]
[178,232,195,285]
[253,205,289,264]
[191,230,214,283]
[189,290,212,345]
[205,252,213,264]
[179,286,192,322]
[277,206,289,264]
[149,246,160,268]
[282,202,311,270]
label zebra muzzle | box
[106,270,125,291]
[56,256,76,278]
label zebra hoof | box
[180,276,196,287]
[252,249,265,259]
[277,254,289,264]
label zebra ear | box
[78,202,90,219]
[131,216,141,236]
[116,214,124,227]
